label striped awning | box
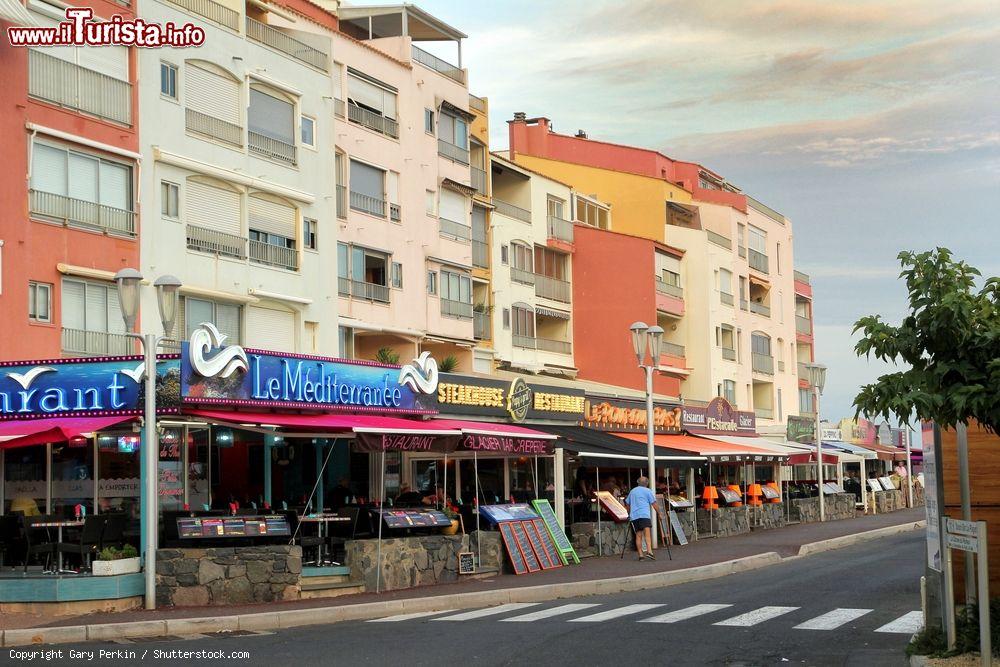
[536,306,570,320]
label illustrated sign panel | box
[379,510,452,528]
[176,515,290,539]
[683,397,756,435]
[717,488,743,504]
[595,490,629,522]
[479,503,539,524]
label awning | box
[694,434,805,457]
[428,419,556,456]
[0,416,134,449]
[188,410,459,436]
[614,432,788,462]
[787,450,841,466]
[852,442,903,462]
[824,440,878,460]
[535,306,570,320]
[537,425,705,465]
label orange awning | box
[612,432,786,463]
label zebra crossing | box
[369,602,923,635]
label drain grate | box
[200,630,266,638]
[121,635,186,643]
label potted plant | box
[440,505,461,535]
[438,355,459,373]
[374,347,400,364]
[92,544,140,576]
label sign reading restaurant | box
[682,397,756,435]
[434,373,585,423]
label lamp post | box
[115,269,181,611]
[630,321,664,549]
[803,362,827,521]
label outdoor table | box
[299,514,351,565]
[34,519,84,574]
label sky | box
[381,0,1000,423]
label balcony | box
[438,139,470,164]
[248,131,296,166]
[720,291,734,306]
[165,0,238,29]
[346,279,389,304]
[660,341,685,359]
[798,362,811,383]
[752,353,775,375]
[655,280,683,298]
[246,17,328,71]
[754,407,774,420]
[740,298,749,312]
[534,274,571,303]
[513,335,536,349]
[186,108,243,147]
[187,225,246,259]
[411,45,464,83]
[537,338,572,355]
[439,217,472,242]
[794,270,810,285]
[510,267,535,286]
[350,191,387,218]
[468,94,486,113]
[333,98,345,118]
[494,199,531,223]
[721,347,737,361]
[546,215,574,244]
[390,203,401,222]
[474,311,491,340]
[29,50,131,126]
[336,185,347,219]
[441,298,473,320]
[749,301,771,318]
[347,103,399,139]
[738,245,746,259]
[471,167,488,196]
[61,328,132,356]
[249,239,298,271]
[796,315,812,335]
[748,249,769,274]
[706,230,732,250]
[30,190,136,238]
[337,276,350,297]
[472,240,489,268]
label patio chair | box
[56,514,106,571]
[328,506,360,562]
[282,511,325,565]
[100,512,127,551]
[22,514,56,573]
[0,514,25,568]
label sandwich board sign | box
[530,499,580,565]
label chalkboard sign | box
[511,521,542,572]
[499,523,528,575]
[717,488,743,504]
[522,520,557,569]
[529,518,564,569]
[379,509,452,529]
[478,503,539,524]
[760,486,781,500]
[667,510,689,545]
[595,491,629,522]
[530,499,579,565]
[867,478,884,491]
[458,551,475,575]
[177,515,291,539]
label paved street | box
[30,530,923,667]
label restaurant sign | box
[580,395,683,434]
[786,415,816,444]
[434,373,585,423]
[682,397,756,435]
[353,431,553,456]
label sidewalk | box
[1,507,924,636]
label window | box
[511,243,533,272]
[576,197,610,229]
[337,242,349,295]
[249,87,296,162]
[751,332,772,356]
[534,246,566,279]
[424,108,435,134]
[441,271,471,304]
[723,380,736,405]
[160,62,177,100]
[31,143,133,226]
[391,262,403,289]
[547,197,565,220]
[61,278,128,353]
[426,270,438,295]
[655,251,681,287]
[425,190,437,216]
[303,218,317,250]
[511,304,535,338]
[501,245,509,265]
[776,242,782,274]
[336,244,392,301]
[300,115,315,148]
[182,297,242,344]
[799,388,815,414]
[28,281,51,322]
[347,70,398,136]
[776,387,783,421]
[184,62,241,146]
[438,112,468,149]
[749,226,767,253]
[737,223,746,250]
[716,325,735,353]
[349,159,386,217]
[719,268,733,296]
[161,181,179,219]
[248,194,297,268]
[339,326,355,359]
[502,308,510,329]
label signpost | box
[942,516,991,665]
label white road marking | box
[714,606,800,627]
[568,604,665,622]
[794,608,873,630]
[368,610,456,623]
[433,603,539,621]
[875,611,924,634]
[639,604,734,624]
[501,603,602,622]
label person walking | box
[625,476,658,561]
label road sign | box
[942,516,991,666]
[946,518,978,537]
[946,533,979,553]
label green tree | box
[853,248,1000,432]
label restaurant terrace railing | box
[347,103,399,138]
[186,225,246,259]
[534,274,571,303]
[249,239,298,271]
[752,352,775,375]
[350,191,386,217]
[166,0,238,29]
[246,17,328,71]
[30,190,136,238]
[493,199,531,223]
[471,167,488,196]
[29,50,132,126]
[186,108,243,147]
[439,217,472,242]
[411,44,464,83]
[536,338,572,355]
[61,328,133,356]
[441,298,473,319]
[438,139,470,164]
[248,131,296,166]
[546,215,574,244]
[655,279,684,298]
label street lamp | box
[630,321,664,549]
[115,269,182,611]
[803,362,827,521]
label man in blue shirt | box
[625,476,658,560]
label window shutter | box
[186,63,240,126]
[215,303,242,344]
[246,306,294,352]
[187,180,241,236]
[99,161,130,210]
[249,88,294,144]
[502,308,510,329]
[78,45,127,81]
[84,283,108,332]
[439,189,466,223]
[32,144,67,196]
[61,280,86,330]
[347,75,383,111]
[248,194,295,239]
[68,153,99,203]
[387,171,399,205]
[349,160,383,200]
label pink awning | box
[0,416,134,449]
[187,410,461,436]
[426,419,557,440]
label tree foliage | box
[853,248,1000,433]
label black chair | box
[57,514,106,571]
[328,507,359,562]
[22,515,56,573]
[100,512,127,551]
[282,511,325,565]
[0,514,25,568]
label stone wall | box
[156,545,301,607]
[792,493,856,523]
[914,484,925,506]
[696,507,750,537]
[673,510,698,543]
[751,503,786,530]
[569,521,630,557]
[875,489,906,513]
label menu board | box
[822,482,844,495]
[478,503,539,524]
[499,522,528,575]
[379,509,452,529]
[667,494,695,509]
[867,478,884,491]
[176,515,290,539]
[760,486,781,500]
[458,552,475,575]
[879,476,896,490]
[716,488,743,504]
[667,510,689,546]
[595,491,629,522]
[510,521,542,572]
[530,499,579,565]
[529,519,563,569]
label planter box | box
[93,557,140,576]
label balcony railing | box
[439,217,472,242]
[655,279,683,298]
[749,301,771,318]
[474,311,491,340]
[187,225,247,259]
[740,298,749,312]
[721,347,737,361]
[513,335,536,349]
[738,245,747,258]
[468,94,486,113]
[441,298,473,319]
[706,230,732,250]
[534,274,571,303]
[411,44,464,83]
[471,167,488,195]
[62,328,132,356]
[390,203,401,222]
[165,0,238,29]
[30,190,136,238]
[748,248,769,273]
[186,108,243,147]
[349,280,389,303]
[796,315,812,335]
[537,338,572,355]
[472,240,489,268]
[660,341,685,358]
[333,98,345,118]
[510,267,535,286]
[336,185,347,219]
[347,103,399,138]
[752,353,775,375]
[248,131,297,166]
[720,291,734,306]
[754,407,774,420]
[494,199,531,223]
[29,50,131,126]
[798,362,811,383]
[546,215,574,244]
[438,139,470,164]
[246,17,328,71]
[350,191,387,217]
[250,239,298,271]
[337,276,350,297]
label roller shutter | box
[186,179,241,236]
[246,306,295,352]
[185,63,241,126]
[248,194,295,239]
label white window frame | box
[303,217,318,251]
[424,108,435,135]
[28,281,52,323]
[426,270,438,296]
[300,114,316,150]
[161,180,179,220]
[391,262,403,289]
[160,61,178,101]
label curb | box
[1,519,926,647]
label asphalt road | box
[14,531,924,667]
